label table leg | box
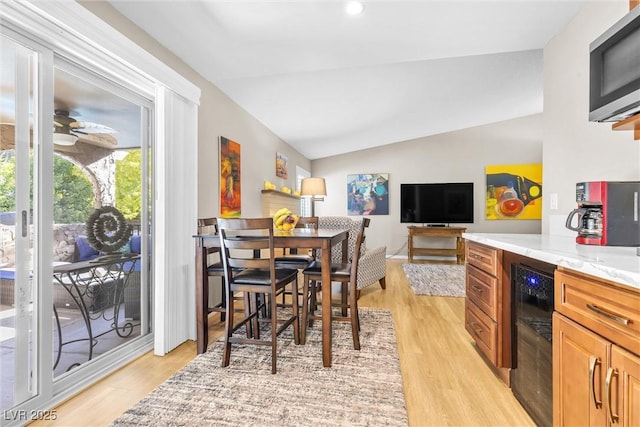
[321,240,332,367]
[196,242,208,354]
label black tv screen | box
[400,183,474,224]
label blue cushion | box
[76,235,99,262]
[130,235,142,254]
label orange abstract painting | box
[220,137,241,218]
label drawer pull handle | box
[605,367,619,424]
[471,285,483,293]
[586,304,630,325]
[589,355,602,409]
[469,321,483,335]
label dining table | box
[193,226,350,368]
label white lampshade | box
[300,177,327,197]
[53,132,78,146]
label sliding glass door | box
[1,29,154,416]
[0,33,41,413]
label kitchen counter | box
[462,233,640,290]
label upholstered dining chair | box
[217,217,300,374]
[300,218,369,350]
[316,216,387,299]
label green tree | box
[53,155,93,223]
[115,150,142,220]
[0,151,17,212]
[0,151,93,223]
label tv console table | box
[407,226,467,264]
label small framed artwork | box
[276,152,288,179]
[347,173,389,215]
[220,136,241,218]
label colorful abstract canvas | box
[220,137,241,218]
[485,164,542,220]
[347,173,389,215]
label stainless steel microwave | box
[589,6,640,123]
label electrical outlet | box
[550,193,558,210]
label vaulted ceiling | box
[110,1,587,159]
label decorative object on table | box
[273,207,299,231]
[275,152,288,179]
[300,177,327,217]
[485,164,542,220]
[85,205,132,253]
[402,263,466,297]
[280,186,291,194]
[219,136,241,218]
[264,180,277,190]
[347,173,389,215]
[111,308,408,427]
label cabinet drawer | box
[467,242,499,276]
[555,269,640,355]
[466,264,498,321]
[465,299,497,365]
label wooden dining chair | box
[217,217,300,374]
[300,218,369,350]
[197,218,227,322]
[274,216,319,269]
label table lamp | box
[300,177,327,217]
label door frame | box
[1,2,200,421]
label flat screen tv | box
[400,183,474,224]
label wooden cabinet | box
[465,241,507,380]
[407,226,466,264]
[554,268,640,426]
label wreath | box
[86,206,132,253]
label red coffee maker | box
[565,181,640,246]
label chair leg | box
[379,276,387,290]
[301,276,310,344]
[271,290,278,374]
[220,280,227,322]
[341,282,348,317]
[350,284,360,350]
[291,278,300,345]
[222,285,234,367]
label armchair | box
[317,216,387,297]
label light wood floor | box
[31,259,534,426]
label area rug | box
[111,308,408,426]
[402,263,466,297]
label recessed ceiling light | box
[345,1,365,16]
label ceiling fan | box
[53,110,118,148]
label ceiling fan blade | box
[70,121,118,134]
[76,132,118,149]
[0,123,33,150]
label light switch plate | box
[550,193,558,210]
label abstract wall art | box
[220,136,241,218]
[347,173,389,215]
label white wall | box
[312,114,544,255]
[542,0,640,234]
[80,1,311,220]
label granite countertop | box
[462,233,640,291]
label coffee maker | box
[566,181,640,246]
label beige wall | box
[80,1,311,219]
[311,115,544,254]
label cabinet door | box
[553,313,609,426]
[609,346,640,426]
